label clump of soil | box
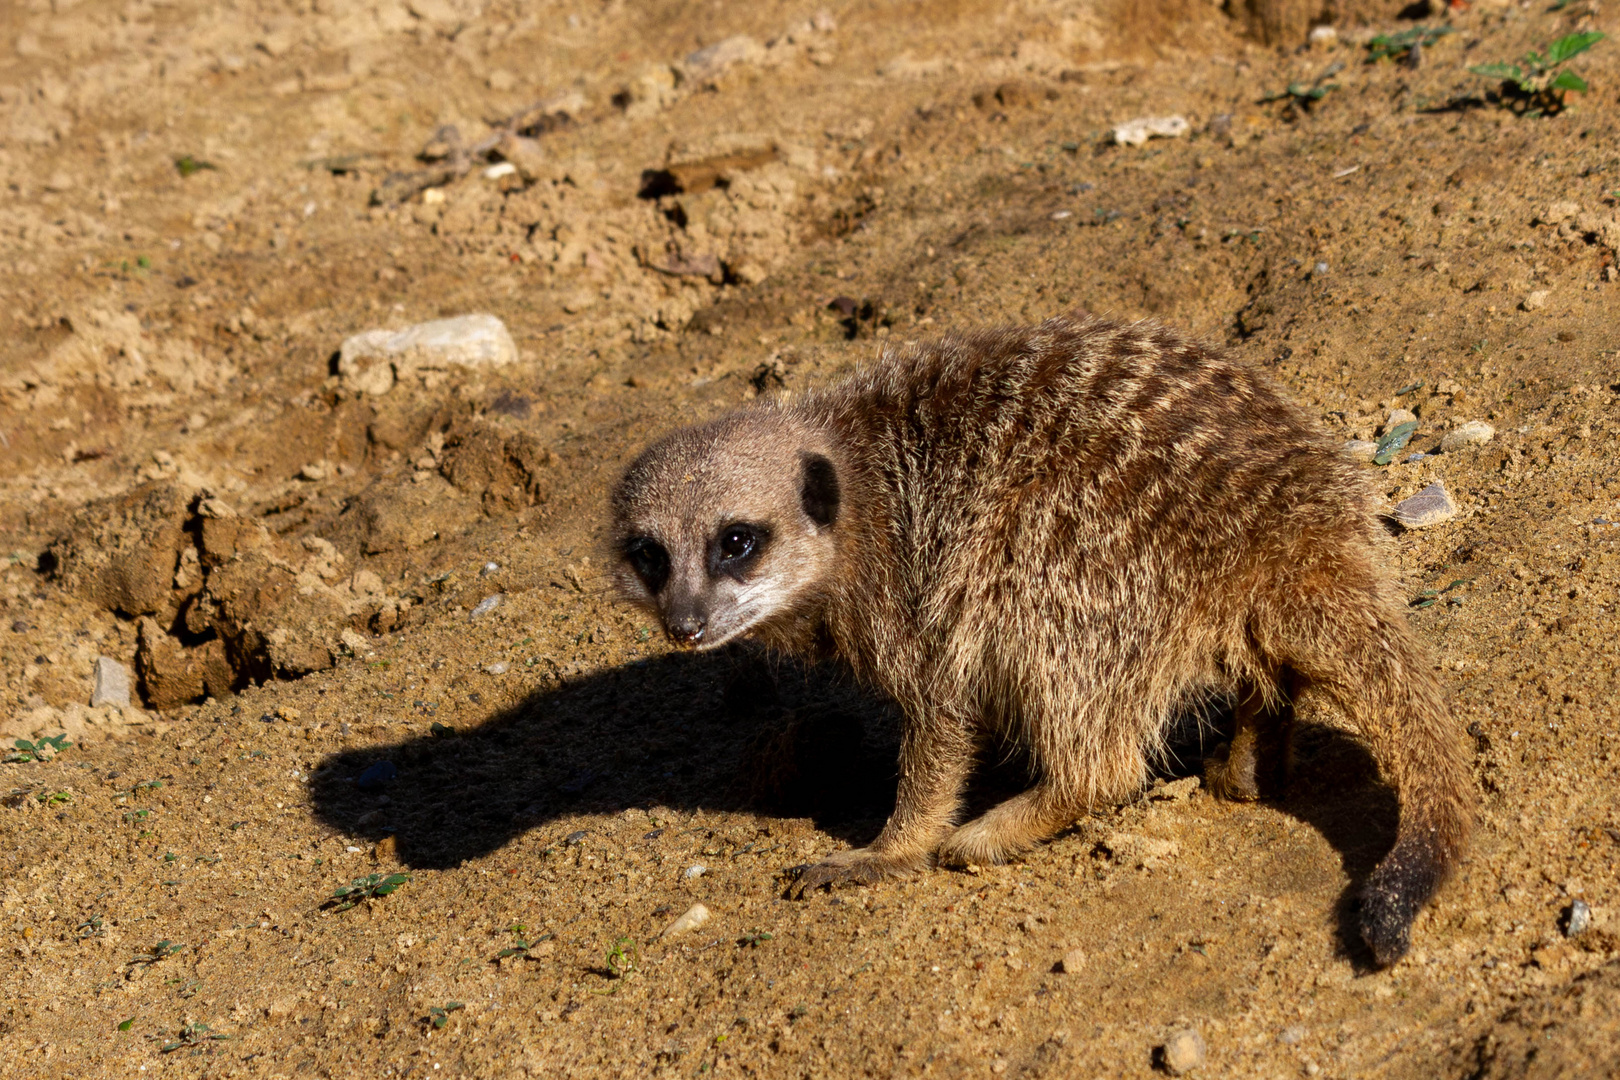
[2,1,1619,1076]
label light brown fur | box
[609,315,1472,966]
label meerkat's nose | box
[668,613,706,645]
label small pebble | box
[1440,420,1495,451]
[1564,899,1592,938]
[564,830,588,846]
[1383,408,1417,432]
[356,761,398,790]
[484,661,509,675]
[480,562,500,576]
[1161,1028,1206,1074]
[1112,115,1189,147]
[1279,1025,1306,1045]
[685,864,707,879]
[470,594,503,619]
[1343,439,1378,462]
[483,161,517,180]
[1405,452,1428,464]
[1522,289,1550,312]
[10,619,28,633]
[1393,481,1458,529]
[662,902,712,937]
[91,656,132,708]
[299,462,329,481]
[1058,947,1086,974]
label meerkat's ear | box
[798,452,840,528]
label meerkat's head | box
[609,409,843,650]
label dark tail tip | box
[1358,832,1449,967]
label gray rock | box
[338,314,517,396]
[1161,1028,1206,1074]
[470,594,502,619]
[1564,899,1592,938]
[684,864,707,879]
[1394,481,1458,529]
[1440,421,1496,451]
[91,656,132,707]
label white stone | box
[1522,290,1550,311]
[1343,439,1378,462]
[91,656,131,708]
[1440,420,1495,451]
[483,162,517,180]
[662,902,711,936]
[1162,1028,1206,1074]
[1394,481,1458,529]
[1112,115,1189,148]
[339,315,517,396]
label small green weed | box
[117,1016,135,1032]
[37,790,71,807]
[738,929,775,948]
[606,935,639,976]
[130,940,185,966]
[427,1001,463,1029]
[1470,32,1605,116]
[1366,25,1453,64]
[325,872,410,911]
[5,735,71,763]
[158,1021,227,1052]
[174,155,217,177]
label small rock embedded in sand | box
[1382,408,1417,432]
[338,314,517,396]
[1521,289,1550,312]
[470,594,503,619]
[1538,200,1580,225]
[682,35,764,82]
[91,657,132,707]
[1058,947,1086,974]
[1343,439,1378,462]
[1564,899,1592,938]
[663,902,711,936]
[1161,1028,1207,1074]
[1150,776,1200,801]
[1394,481,1458,529]
[484,661,509,675]
[684,864,707,879]
[1112,115,1189,148]
[1440,421,1495,451]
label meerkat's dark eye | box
[624,537,670,595]
[718,526,757,561]
[709,523,769,578]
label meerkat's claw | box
[783,848,910,899]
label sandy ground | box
[3,0,1620,1076]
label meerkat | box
[609,314,1472,967]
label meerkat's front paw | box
[784,848,916,898]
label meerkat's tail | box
[1262,590,1472,967]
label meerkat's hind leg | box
[1204,674,1297,802]
[936,779,1081,867]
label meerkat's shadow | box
[307,647,903,870]
[309,652,1400,963]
